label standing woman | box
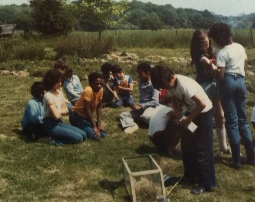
[208,23,255,169]
[43,69,87,145]
[190,29,230,154]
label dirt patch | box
[104,52,139,65]
[0,70,29,77]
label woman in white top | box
[43,69,86,145]
[209,23,255,170]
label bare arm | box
[60,99,69,115]
[96,100,102,130]
[105,83,119,100]
[218,67,225,80]
[49,104,62,120]
[179,94,206,127]
[84,100,100,138]
[118,82,133,93]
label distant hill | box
[119,0,255,30]
[0,0,254,30]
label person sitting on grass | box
[101,62,118,107]
[151,65,216,195]
[54,58,73,111]
[120,62,160,134]
[22,82,46,141]
[69,72,107,141]
[112,64,135,108]
[63,66,83,106]
[43,69,87,145]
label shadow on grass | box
[12,128,23,135]
[12,128,27,141]
[99,179,127,199]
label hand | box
[113,91,119,100]
[94,127,101,139]
[132,105,142,111]
[179,117,192,128]
[200,56,211,65]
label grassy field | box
[0,44,255,202]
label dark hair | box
[208,22,232,47]
[101,62,113,73]
[137,62,151,73]
[190,29,215,65]
[31,82,44,99]
[64,66,73,79]
[112,64,122,74]
[150,65,175,90]
[43,69,63,91]
[54,57,69,71]
[88,72,102,85]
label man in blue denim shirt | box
[22,82,45,140]
[120,62,159,134]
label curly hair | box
[88,72,102,85]
[190,29,215,65]
[208,22,232,47]
[150,65,175,90]
[137,62,151,73]
[101,62,113,73]
[31,82,44,99]
[43,69,63,91]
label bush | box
[14,43,45,60]
[54,35,114,58]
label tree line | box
[0,0,255,36]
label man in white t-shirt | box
[151,65,215,195]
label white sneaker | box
[124,124,139,134]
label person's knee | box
[84,127,95,138]
[71,134,84,143]
[113,102,122,108]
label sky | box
[0,0,255,16]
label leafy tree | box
[140,13,164,30]
[0,5,20,24]
[30,0,74,35]
[77,0,129,39]
[127,8,148,26]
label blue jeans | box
[69,112,107,140]
[113,94,135,108]
[181,110,216,189]
[44,117,86,144]
[219,74,255,165]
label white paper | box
[180,116,197,133]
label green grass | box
[0,47,255,202]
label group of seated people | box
[21,22,255,195]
